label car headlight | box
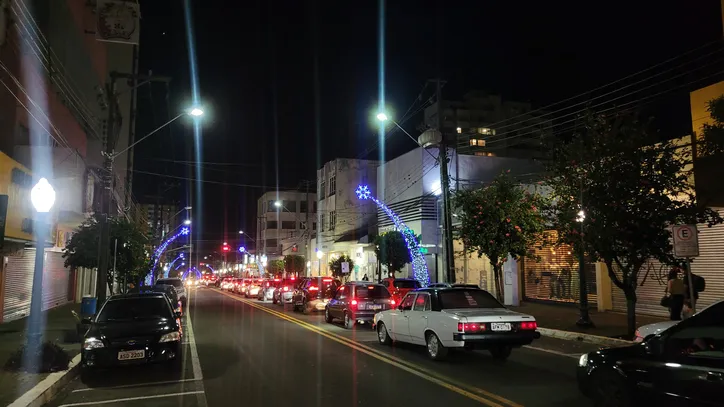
[83,337,104,350]
[159,331,181,343]
[578,353,589,367]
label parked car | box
[155,278,187,306]
[220,277,234,290]
[148,284,181,315]
[258,278,280,301]
[80,292,182,379]
[373,287,540,360]
[578,300,724,406]
[273,277,298,305]
[428,283,480,289]
[633,301,722,342]
[246,279,264,298]
[237,278,252,295]
[325,282,395,329]
[381,278,421,304]
[292,277,339,314]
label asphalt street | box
[45,287,596,407]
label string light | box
[356,184,430,286]
[150,226,191,275]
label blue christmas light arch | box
[150,226,190,275]
[182,266,202,280]
[355,185,430,286]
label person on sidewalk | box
[666,268,686,321]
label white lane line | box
[186,290,208,407]
[523,345,581,359]
[71,378,202,393]
[58,391,205,406]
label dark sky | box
[132,0,723,255]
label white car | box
[633,300,723,342]
[373,287,540,360]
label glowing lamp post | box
[316,249,324,276]
[575,209,594,327]
[27,178,56,350]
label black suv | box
[292,277,339,314]
[325,282,394,329]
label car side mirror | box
[644,336,664,356]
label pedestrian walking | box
[665,268,686,321]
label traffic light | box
[292,244,298,252]
[222,245,230,252]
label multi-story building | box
[140,202,182,239]
[0,0,139,323]
[256,190,316,261]
[313,158,379,278]
[423,91,552,159]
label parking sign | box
[672,224,699,258]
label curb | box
[8,354,81,407]
[538,327,633,347]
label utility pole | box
[433,78,455,283]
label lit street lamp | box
[27,178,56,352]
[316,250,324,277]
[183,219,192,225]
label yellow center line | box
[215,289,523,407]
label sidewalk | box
[0,303,81,407]
[510,301,667,340]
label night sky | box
[131,0,723,255]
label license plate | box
[370,304,382,310]
[491,323,511,332]
[118,350,145,361]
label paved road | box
[46,288,595,406]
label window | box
[288,231,296,238]
[300,201,308,213]
[267,201,276,212]
[329,210,336,231]
[313,202,317,213]
[477,127,495,135]
[666,326,724,360]
[312,222,317,231]
[413,294,430,311]
[394,280,421,289]
[97,297,172,322]
[265,239,278,249]
[456,127,462,134]
[438,290,503,309]
[320,181,325,199]
[328,176,336,196]
[266,220,278,229]
[399,294,416,311]
[283,200,296,212]
[281,220,295,230]
[300,221,307,230]
[469,138,486,147]
[320,214,325,231]
[354,285,391,299]
[335,286,347,300]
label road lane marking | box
[71,378,203,393]
[215,289,518,407]
[57,391,206,406]
[523,345,581,359]
[186,289,209,407]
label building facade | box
[256,190,316,261]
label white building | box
[312,158,380,279]
[256,190,316,261]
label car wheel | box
[272,296,277,304]
[324,308,333,323]
[425,332,448,361]
[489,345,512,360]
[593,370,633,407]
[377,322,392,345]
[302,300,310,315]
[343,312,354,329]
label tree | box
[63,214,148,293]
[268,259,285,276]
[329,254,354,281]
[452,172,548,301]
[284,254,306,276]
[373,231,411,277]
[545,112,723,337]
[698,95,724,156]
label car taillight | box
[350,299,358,308]
[519,321,537,330]
[389,299,396,305]
[309,286,319,291]
[457,322,486,333]
[322,278,333,282]
[283,286,289,292]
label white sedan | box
[373,287,540,360]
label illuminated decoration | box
[174,262,186,271]
[238,246,246,253]
[355,184,430,286]
[182,266,202,280]
[198,263,215,274]
[167,253,185,277]
[150,226,190,276]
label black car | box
[577,300,724,406]
[148,284,181,314]
[292,277,339,314]
[81,293,183,375]
[325,282,394,329]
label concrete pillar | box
[596,262,613,311]
[503,254,520,306]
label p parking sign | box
[672,224,699,258]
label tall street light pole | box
[576,209,594,327]
[27,178,56,355]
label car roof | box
[156,278,181,282]
[108,292,166,300]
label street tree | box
[63,214,148,293]
[284,254,306,276]
[697,95,724,156]
[545,112,723,337]
[268,259,285,276]
[329,254,354,281]
[373,231,411,277]
[452,172,548,301]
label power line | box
[132,169,296,189]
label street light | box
[238,230,243,234]
[376,111,438,156]
[189,107,204,117]
[183,219,192,225]
[316,250,324,277]
[27,178,56,352]
[274,200,282,208]
[575,209,594,327]
[376,112,388,121]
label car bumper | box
[452,331,541,347]
[308,299,330,311]
[349,311,377,322]
[82,341,181,368]
[280,293,293,302]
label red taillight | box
[350,299,358,308]
[282,286,289,292]
[520,321,537,330]
[274,278,281,282]
[457,322,486,332]
[390,299,396,305]
[322,278,333,282]
[309,286,319,291]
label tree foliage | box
[373,231,411,276]
[284,254,306,276]
[697,95,724,156]
[452,172,548,300]
[545,112,723,336]
[329,254,354,281]
[268,259,285,276]
[63,214,148,292]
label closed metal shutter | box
[42,251,70,311]
[611,208,724,317]
[2,250,35,322]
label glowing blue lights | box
[356,184,430,286]
[238,246,246,253]
[150,226,192,277]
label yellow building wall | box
[690,81,724,144]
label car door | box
[329,286,347,318]
[407,293,430,345]
[389,293,415,343]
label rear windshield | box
[355,285,391,299]
[394,280,421,289]
[97,297,172,322]
[281,279,296,286]
[438,290,503,309]
[156,279,182,288]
